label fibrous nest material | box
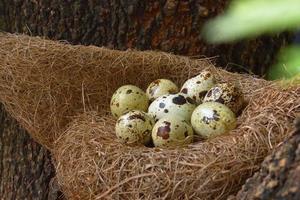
[0,33,299,199]
[229,118,300,200]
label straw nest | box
[0,33,299,199]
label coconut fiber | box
[0,33,299,199]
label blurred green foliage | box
[202,0,300,80]
[268,46,300,79]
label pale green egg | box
[146,79,179,102]
[110,85,149,118]
[180,70,216,105]
[152,116,194,148]
[191,102,236,138]
[115,110,154,145]
[148,93,196,122]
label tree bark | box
[229,119,300,200]
[0,105,62,200]
[1,0,292,75]
[0,0,293,199]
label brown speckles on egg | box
[172,95,186,105]
[182,119,188,124]
[157,122,171,140]
[202,110,220,124]
[159,102,166,108]
[199,91,207,99]
[196,81,201,84]
[164,109,169,113]
[152,116,194,147]
[213,110,220,121]
[116,103,119,107]
[215,97,225,104]
[164,121,171,126]
[128,114,146,121]
[206,90,212,97]
[181,88,188,94]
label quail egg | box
[148,93,196,122]
[115,110,155,145]
[110,85,149,118]
[203,83,244,114]
[152,116,194,148]
[180,70,216,105]
[146,79,179,101]
[191,102,236,138]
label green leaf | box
[268,45,300,80]
[202,0,300,43]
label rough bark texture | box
[229,119,300,200]
[0,105,63,200]
[0,0,292,75]
[0,0,294,200]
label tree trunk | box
[0,105,62,200]
[0,0,293,199]
[1,0,292,75]
[229,119,300,200]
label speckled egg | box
[180,70,216,105]
[146,79,179,101]
[148,93,196,122]
[203,83,244,114]
[115,110,155,145]
[152,116,194,148]
[191,102,236,138]
[110,85,149,118]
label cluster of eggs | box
[110,70,244,148]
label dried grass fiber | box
[0,33,299,199]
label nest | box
[0,33,299,199]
